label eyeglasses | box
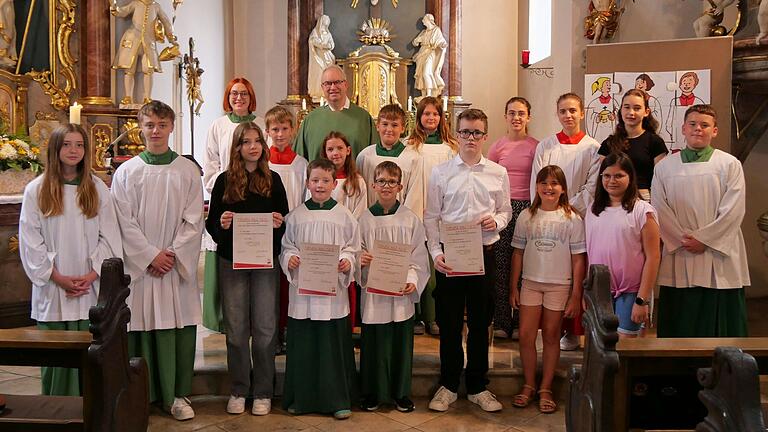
[601,173,627,181]
[457,129,486,140]
[374,179,400,188]
[321,80,346,88]
[229,91,249,99]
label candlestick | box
[69,102,82,125]
[442,96,448,113]
[302,98,307,111]
[407,96,413,112]
[521,50,530,66]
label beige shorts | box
[519,279,571,311]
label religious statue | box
[412,14,447,99]
[756,0,768,45]
[0,0,17,69]
[111,0,177,105]
[693,0,736,38]
[308,15,336,103]
[584,0,624,44]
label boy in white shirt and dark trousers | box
[424,109,512,412]
[358,161,430,413]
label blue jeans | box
[218,257,279,398]
[613,292,643,335]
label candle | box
[320,96,325,106]
[302,98,307,111]
[521,50,530,66]
[69,102,82,125]
[407,96,413,112]
[442,96,448,112]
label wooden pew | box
[0,257,149,432]
[566,264,768,432]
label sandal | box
[538,389,557,414]
[512,384,536,408]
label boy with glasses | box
[424,108,512,412]
[358,161,430,413]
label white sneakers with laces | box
[468,390,503,412]
[428,385,457,411]
[226,396,245,414]
[251,398,271,416]
[170,397,195,421]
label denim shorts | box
[613,292,643,335]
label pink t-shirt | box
[585,200,657,297]
[487,135,538,201]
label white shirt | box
[651,150,750,289]
[512,208,586,285]
[279,202,361,320]
[530,133,600,215]
[19,175,123,322]
[358,204,430,324]
[203,115,266,193]
[270,156,309,211]
[303,174,368,218]
[111,156,204,331]
[408,140,456,219]
[356,144,425,217]
[424,154,512,260]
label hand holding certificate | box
[441,221,485,277]
[233,213,273,269]
[365,240,411,296]
[297,242,341,296]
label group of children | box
[17,77,749,421]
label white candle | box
[69,102,82,125]
[302,98,307,111]
[407,96,413,112]
[320,97,325,106]
[442,96,448,112]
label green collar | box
[227,112,256,123]
[139,149,178,165]
[369,200,400,216]
[376,141,405,157]
[304,197,337,210]
[425,131,442,144]
[63,176,81,185]
[681,146,714,163]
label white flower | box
[0,142,16,160]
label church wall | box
[519,0,768,298]
[150,0,235,166]
[462,0,518,147]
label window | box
[528,0,551,64]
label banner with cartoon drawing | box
[586,69,711,150]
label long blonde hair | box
[407,96,458,153]
[223,122,272,203]
[38,124,99,218]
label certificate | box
[365,240,411,297]
[441,221,485,277]
[297,242,340,296]
[232,213,273,269]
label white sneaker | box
[170,397,195,421]
[428,385,457,411]
[252,398,271,416]
[468,390,503,412]
[560,333,580,351]
[226,395,245,414]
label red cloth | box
[335,168,347,179]
[598,95,611,104]
[556,130,587,145]
[561,313,584,336]
[679,93,696,106]
[270,146,297,164]
[348,282,357,329]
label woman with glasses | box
[487,97,538,341]
[202,77,266,333]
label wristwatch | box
[635,296,650,306]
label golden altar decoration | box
[338,18,411,118]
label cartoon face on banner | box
[584,74,622,144]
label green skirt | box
[202,251,225,333]
[282,316,357,414]
[37,319,89,396]
[127,325,197,408]
[360,317,414,402]
[657,286,748,338]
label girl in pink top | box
[585,152,661,338]
[487,97,538,340]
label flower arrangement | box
[0,133,42,174]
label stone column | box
[79,0,113,106]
